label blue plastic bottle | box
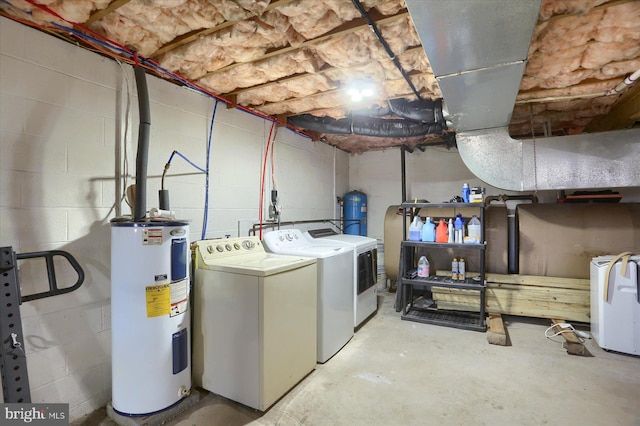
[421,217,436,242]
[454,214,464,243]
[462,183,470,203]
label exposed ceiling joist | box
[84,0,130,25]
[150,0,297,58]
[586,81,640,132]
[198,10,409,80]
[3,0,640,154]
[224,46,426,98]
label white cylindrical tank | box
[111,221,190,415]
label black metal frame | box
[1,247,84,403]
[1,247,31,403]
[394,203,487,332]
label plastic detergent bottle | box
[422,217,436,242]
[454,214,464,243]
[462,183,470,203]
[447,218,454,243]
[458,257,466,281]
[435,219,448,243]
[417,255,429,278]
[409,215,423,241]
[451,257,459,280]
[467,215,481,243]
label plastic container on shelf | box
[447,218,454,243]
[435,219,448,243]
[417,255,429,278]
[421,217,436,242]
[466,215,481,244]
[452,257,459,280]
[454,214,464,243]
[458,257,466,280]
[408,215,423,241]
[462,183,470,203]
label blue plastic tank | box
[344,190,367,236]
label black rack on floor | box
[395,202,487,332]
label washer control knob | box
[225,243,232,251]
[216,245,224,252]
[286,232,294,241]
[234,242,241,250]
[207,245,214,254]
[242,240,255,250]
[279,235,285,241]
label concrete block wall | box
[0,17,347,421]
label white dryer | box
[193,236,317,411]
[306,229,378,327]
[262,229,354,363]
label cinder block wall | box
[0,17,347,420]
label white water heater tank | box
[111,220,190,415]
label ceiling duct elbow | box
[457,127,640,191]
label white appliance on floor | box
[193,236,318,411]
[111,221,191,416]
[305,228,378,327]
[590,254,640,355]
[262,229,354,363]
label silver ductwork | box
[457,127,640,191]
[406,0,640,191]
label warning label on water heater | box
[142,228,163,245]
[170,279,188,317]
[146,284,170,317]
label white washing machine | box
[306,229,378,328]
[193,236,317,411]
[262,229,354,363]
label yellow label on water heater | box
[146,284,170,317]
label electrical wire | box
[544,323,589,344]
[270,127,278,190]
[6,0,313,139]
[202,101,218,240]
[115,58,132,215]
[259,122,277,239]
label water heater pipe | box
[133,66,150,222]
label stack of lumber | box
[432,273,590,323]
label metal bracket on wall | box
[1,247,31,403]
[0,246,85,403]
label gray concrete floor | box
[77,291,640,426]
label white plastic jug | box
[417,255,429,278]
[467,215,481,243]
[409,216,423,241]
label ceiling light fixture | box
[346,80,376,102]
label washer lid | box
[263,244,351,259]
[304,232,377,250]
[201,252,316,276]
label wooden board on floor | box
[551,319,590,356]
[487,314,508,346]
